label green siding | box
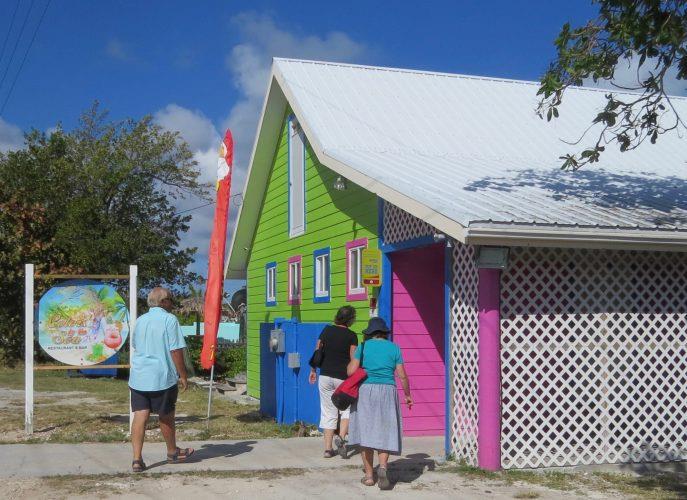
[245,112,378,397]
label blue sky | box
[0,0,601,293]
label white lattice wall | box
[382,200,480,465]
[500,247,687,469]
[449,242,480,465]
[382,201,435,244]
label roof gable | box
[227,59,687,278]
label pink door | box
[390,243,445,436]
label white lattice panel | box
[449,242,480,465]
[500,247,687,469]
[383,201,435,244]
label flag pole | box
[206,364,215,429]
[201,128,234,431]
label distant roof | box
[226,58,687,278]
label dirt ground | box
[3,467,617,500]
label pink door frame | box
[389,243,446,437]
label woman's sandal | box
[131,459,146,473]
[377,467,391,490]
[167,447,195,464]
[323,449,336,458]
[360,476,375,486]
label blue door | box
[259,320,327,426]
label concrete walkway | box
[0,436,444,478]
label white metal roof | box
[226,59,687,278]
[275,58,687,231]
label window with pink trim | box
[346,238,367,301]
[287,255,302,305]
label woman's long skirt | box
[348,383,403,454]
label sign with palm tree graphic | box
[38,280,130,365]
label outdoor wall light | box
[433,233,453,247]
[333,176,347,191]
[476,246,510,269]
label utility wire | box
[0,0,50,116]
[173,192,243,216]
[0,0,35,92]
[0,0,21,70]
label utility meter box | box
[269,328,285,353]
[287,352,300,369]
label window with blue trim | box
[313,247,330,303]
[288,117,306,237]
[265,262,277,306]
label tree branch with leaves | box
[538,0,687,170]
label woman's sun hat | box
[362,317,390,336]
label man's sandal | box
[360,476,375,486]
[132,459,146,473]
[323,449,336,458]
[167,447,195,464]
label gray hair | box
[147,287,172,307]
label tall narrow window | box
[346,239,368,301]
[288,255,302,305]
[313,247,330,303]
[288,117,306,237]
[265,262,277,306]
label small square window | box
[265,262,277,306]
[288,255,302,305]
[313,247,330,303]
[346,239,368,301]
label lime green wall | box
[245,113,378,397]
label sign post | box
[24,263,34,435]
[23,267,137,436]
[128,265,137,434]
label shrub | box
[184,336,246,379]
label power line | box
[0,0,35,92]
[0,0,21,69]
[0,0,50,116]
[173,192,243,216]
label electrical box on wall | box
[269,328,285,353]
[287,352,300,369]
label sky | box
[0,0,624,294]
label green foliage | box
[0,103,210,362]
[538,0,687,169]
[184,336,247,379]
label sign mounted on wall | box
[362,248,382,287]
[38,280,130,366]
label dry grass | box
[0,367,300,444]
[440,463,687,500]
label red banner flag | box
[201,129,233,369]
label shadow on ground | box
[386,453,436,490]
[145,440,258,470]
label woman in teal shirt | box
[346,317,413,490]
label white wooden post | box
[128,265,137,434]
[24,264,34,435]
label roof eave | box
[465,225,687,252]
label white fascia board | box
[272,65,468,244]
[465,225,687,252]
[225,73,287,279]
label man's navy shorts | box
[130,385,178,415]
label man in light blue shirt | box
[128,287,193,472]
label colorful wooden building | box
[226,59,687,469]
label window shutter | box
[289,120,305,237]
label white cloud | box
[223,12,371,176]
[0,117,23,153]
[105,38,134,62]
[584,54,686,96]
[155,104,219,153]
[157,13,371,282]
